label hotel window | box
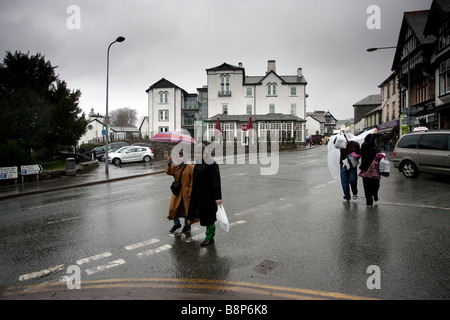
[290,87,297,96]
[246,87,253,97]
[291,104,296,115]
[159,127,169,132]
[267,83,277,96]
[246,105,252,115]
[159,91,168,104]
[222,104,228,114]
[159,110,169,121]
[269,104,275,113]
[220,74,230,95]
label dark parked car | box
[392,130,450,178]
[85,142,129,162]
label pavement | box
[0,160,168,201]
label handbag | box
[170,164,186,196]
[216,204,229,232]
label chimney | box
[238,62,243,68]
[297,68,303,78]
[267,60,276,74]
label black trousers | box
[362,177,380,205]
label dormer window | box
[220,74,230,95]
[267,83,277,96]
[159,91,168,104]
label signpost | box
[0,167,18,180]
[20,164,43,182]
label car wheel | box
[143,155,151,163]
[401,160,418,178]
[113,158,121,166]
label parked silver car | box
[108,146,154,166]
[392,130,450,178]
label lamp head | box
[116,36,125,42]
[367,48,378,52]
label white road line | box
[18,264,65,281]
[75,252,112,265]
[124,238,160,251]
[137,244,173,258]
[229,220,247,227]
[314,184,325,189]
[85,259,125,276]
[47,216,81,225]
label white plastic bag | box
[334,134,347,149]
[216,204,229,232]
[379,157,391,177]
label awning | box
[377,119,399,134]
[377,126,399,134]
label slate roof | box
[353,94,381,106]
[424,0,450,36]
[206,63,307,85]
[145,78,187,94]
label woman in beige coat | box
[165,151,194,234]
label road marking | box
[124,238,160,250]
[378,201,450,211]
[85,259,125,276]
[18,264,65,281]
[229,220,246,226]
[137,244,172,258]
[314,184,326,189]
[76,252,112,265]
[6,277,378,300]
[47,216,81,225]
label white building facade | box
[205,60,307,142]
[145,78,186,136]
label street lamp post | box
[367,46,411,134]
[105,36,125,175]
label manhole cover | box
[253,260,279,275]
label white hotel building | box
[146,60,308,143]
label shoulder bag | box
[170,164,186,196]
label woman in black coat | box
[188,144,222,246]
[359,134,380,207]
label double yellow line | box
[4,278,377,300]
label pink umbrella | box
[247,116,253,130]
[215,117,222,137]
[151,131,197,144]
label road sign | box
[20,164,43,175]
[0,167,18,179]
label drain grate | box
[253,260,279,275]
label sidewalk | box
[0,160,167,200]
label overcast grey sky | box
[0,0,432,123]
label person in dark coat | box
[188,144,222,246]
[359,134,380,207]
[339,131,361,203]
